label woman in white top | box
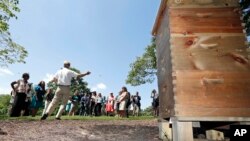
[118,86,128,118]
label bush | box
[141,106,153,116]
[0,95,11,115]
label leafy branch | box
[126,37,157,86]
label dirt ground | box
[0,119,161,141]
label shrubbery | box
[0,95,11,115]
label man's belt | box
[57,85,70,87]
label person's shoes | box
[40,114,48,120]
[55,117,61,120]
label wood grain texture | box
[169,7,243,34]
[169,7,240,18]
[153,0,250,119]
[174,71,250,115]
[174,116,250,122]
[170,35,250,71]
[172,121,193,141]
[175,105,250,117]
[156,7,175,118]
[167,0,239,8]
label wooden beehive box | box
[152,0,250,120]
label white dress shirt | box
[54,68,78,86]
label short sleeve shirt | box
[54,68,78,86]
[16,79,30,94]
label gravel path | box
[0,119,161,141]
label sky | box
[0,0,160,109]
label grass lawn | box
[0,115,155,121]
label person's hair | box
[38,81,45,86]
[152,89,156,93]
[64,62,70,68]
[122,86,127,92]
[38,81,46,91]
[22,73,29,79]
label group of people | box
[8,61,147,120]
[9,74,56,117]
[9,73,51,117]
[63,88,142,118]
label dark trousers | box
[125,102,131,118]
[116,103,120,113]
[10,92,26,117]
[79,104,88,116]
[90,102,95,116]
[23,100,30,116]
[95,103,102,116]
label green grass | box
[0,115,155,121]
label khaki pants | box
[133,104,140,116]
[46,86,70,118]
[42,100,51,116]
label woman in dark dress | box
[30,81,46,117]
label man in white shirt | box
[41,61,91,120]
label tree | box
[0,0,28,66]
[47,67,90,94]
[126,37,157,86]
[240,0,250,37]
[69,67,90,94]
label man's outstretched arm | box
[77,71,91,79]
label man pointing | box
[41,61,91,120]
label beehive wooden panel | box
[175,106,250,117]
[153,0,250,140]
[169,7,240,18]
[167,0,238,7]
[169,7,242,34]
[174,71,250,110]
[155,6,175,118]
[153,0,250,120]
[170,35,250,71]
